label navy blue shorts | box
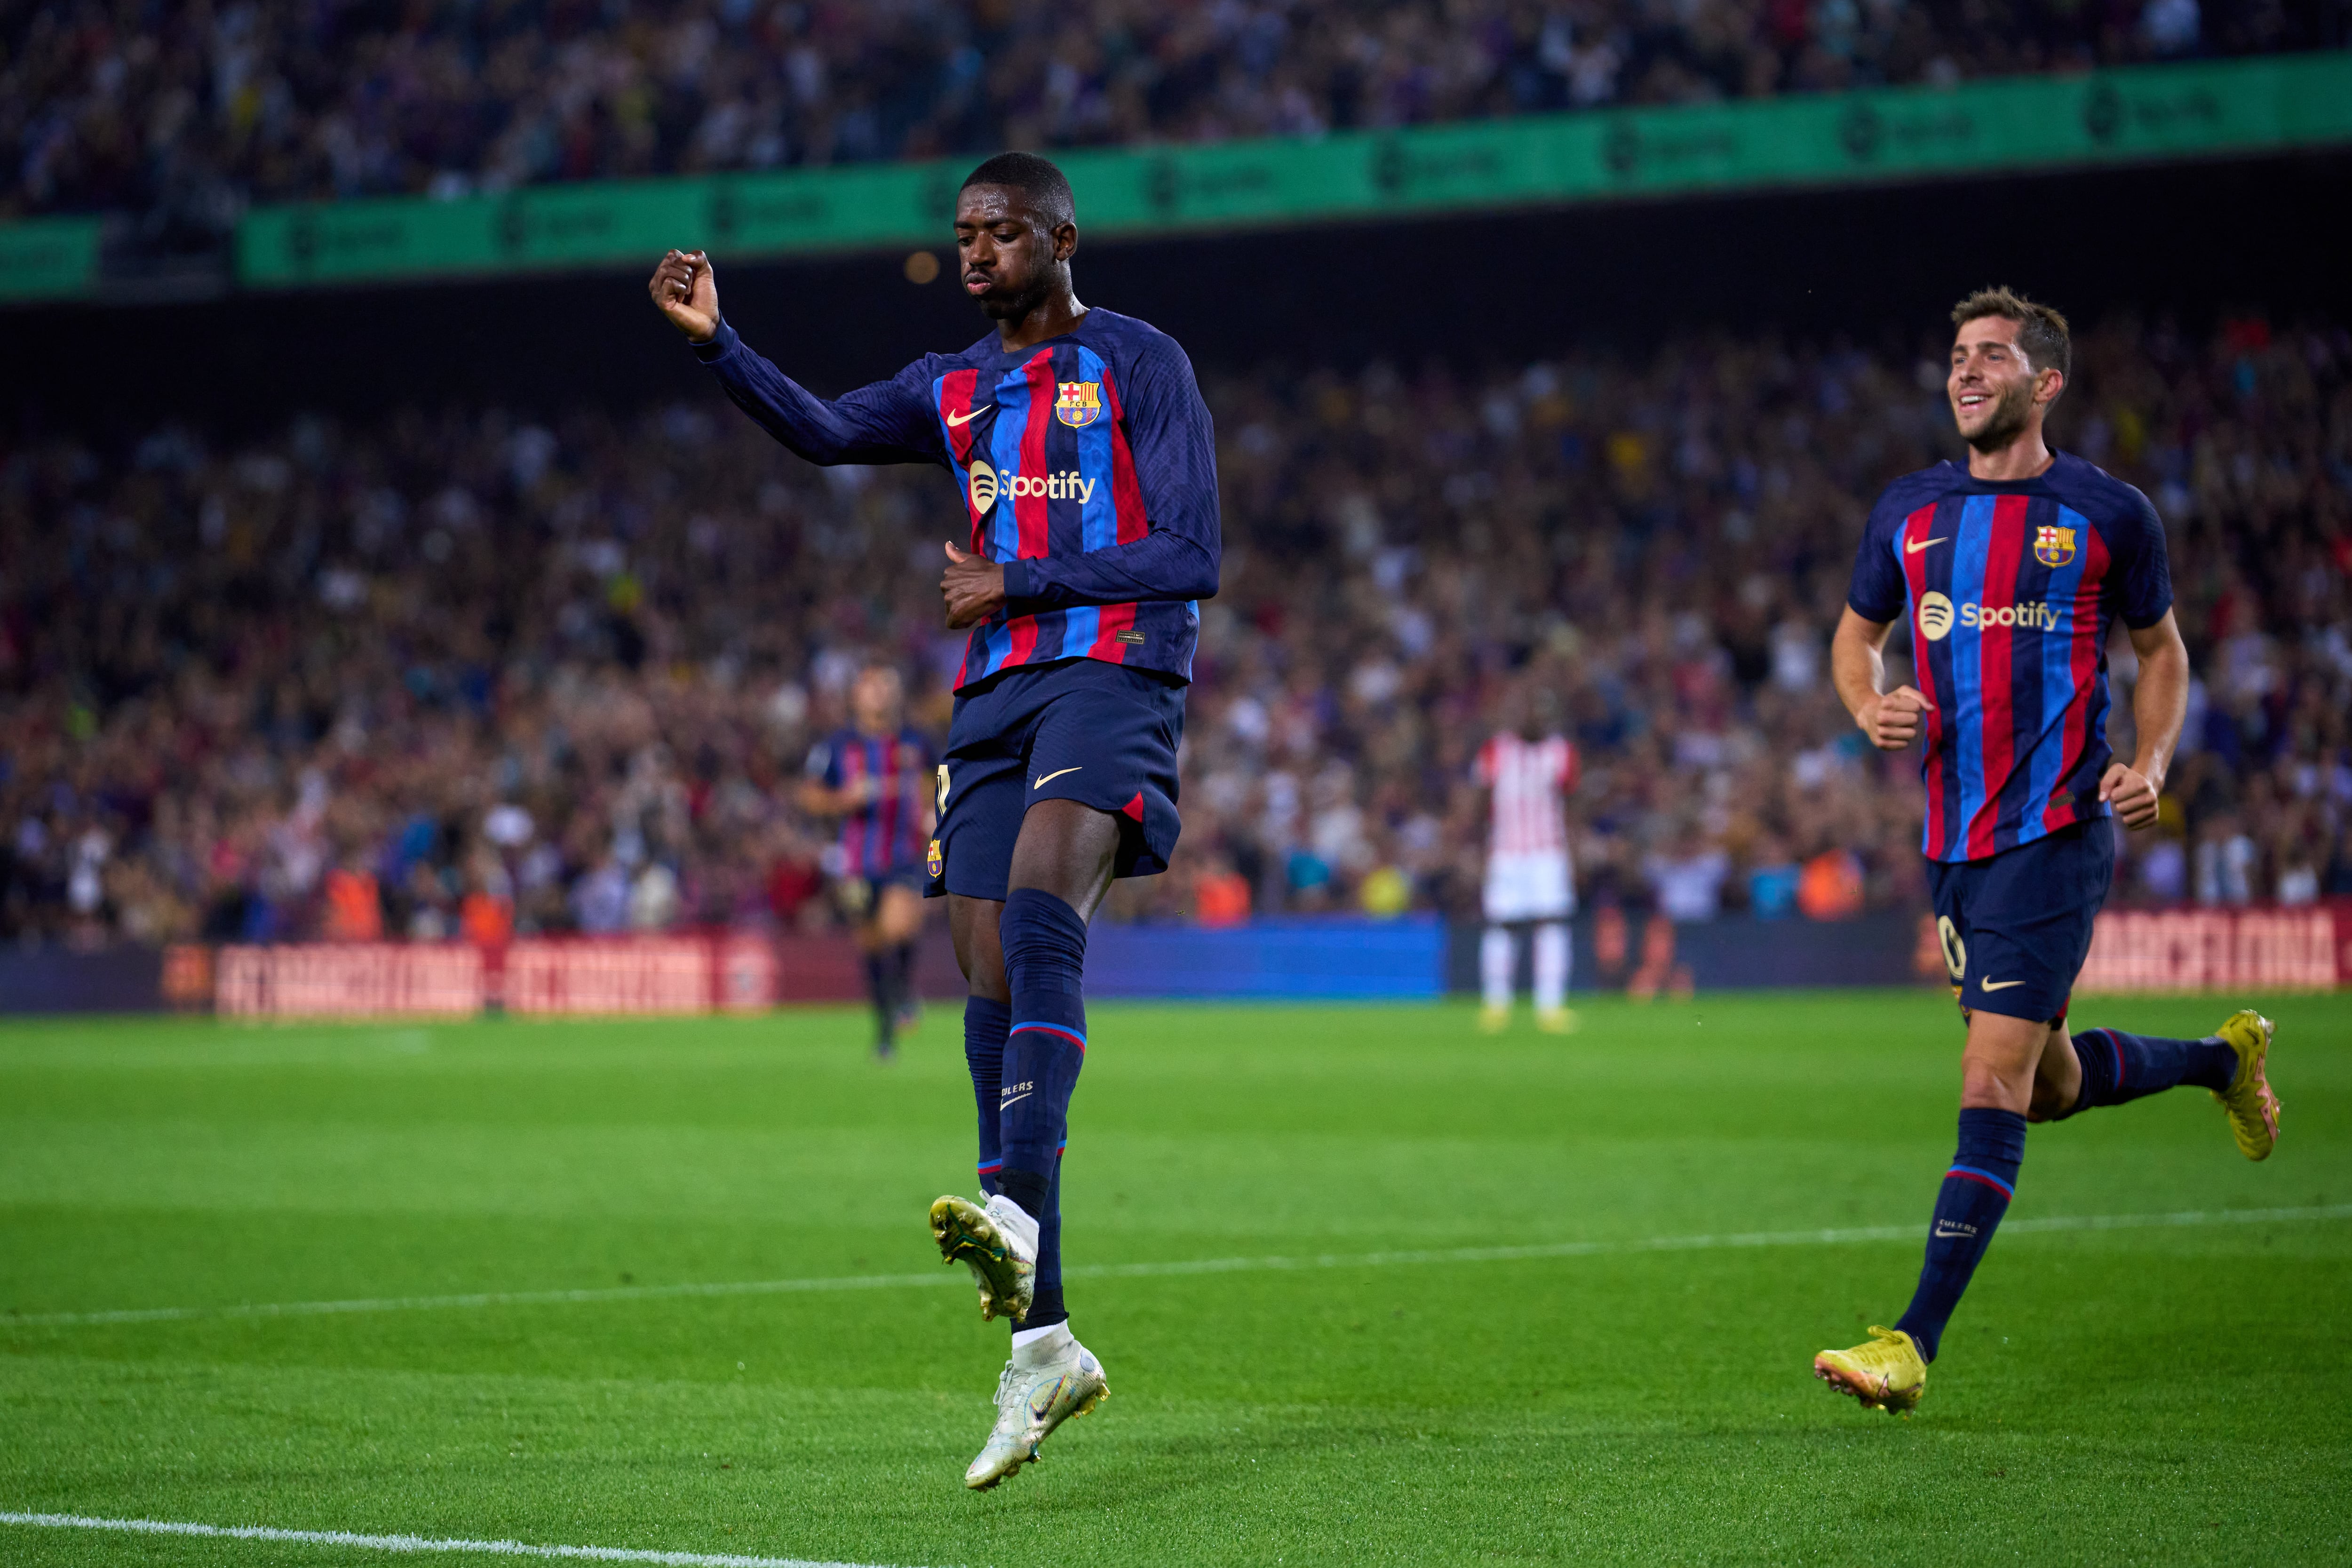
[926,657,1187,903]
[1925,816,2114,1023]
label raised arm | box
[649,249,941,467]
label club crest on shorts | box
[2034,524,2076,568]
[1054,381,1102,429]
[926,837,943,879]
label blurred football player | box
[1474,685,1579,1034]
[799,663,935,1059]
[652,151,1217,1487]
[1816,287,2280,1414]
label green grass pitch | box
[2,990,2347,1566]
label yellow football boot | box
[1536,1007,1579,1035]
[1813,1326,1927,1413]
[1478,1004,1510,1035]
[2210,1010,2280,1161]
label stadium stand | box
[7,0,2346,227]
[4,310,2346,945]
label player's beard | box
[1963,377,2036,454]
[977,266,1055,323]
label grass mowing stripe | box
[0,1511,922,1568]
[12,1203,2346,1330]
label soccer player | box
[649,151,1218,1487]
[1474,687,1579,1034]
[799,663,935,1059]
[1815,287,2281,1413]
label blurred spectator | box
[5,1,2345,230]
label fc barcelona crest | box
[1055,381,1102,428]
[2034,524,2076,568]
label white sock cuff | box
[1010,1320,1073,1362]
[984,1192,1040,1252]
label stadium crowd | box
[4,308,2349,945]
[8,0,2341,225]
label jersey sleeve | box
[1000,329,1221,610]
[694,321,945,467]
[1845,489,1910,624]
[805,740,842,787]
[2105,485,2176,629]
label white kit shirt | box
[1475,732,1577,860]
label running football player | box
[1815,287,2281,1414]
[1475,686,1580,1034]
[650,152,1218,1486]
[800,663,935,1059]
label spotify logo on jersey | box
[968,460,998,513]
[1918,591,1955,641]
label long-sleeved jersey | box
[1846,452,2173,863]
[692,309,1219,691]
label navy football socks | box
[1894,1107,2026,1362]
[2063,1027,2237,1115]
[963,995,1009,1196]
[997,887,1090,1333]
[864,950,894,1042]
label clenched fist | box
[1856,685,1934,751]
[649,249,720,342]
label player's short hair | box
[959,152,1075,229]
[1951,287,2071,381]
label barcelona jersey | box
[807,726,936,877]
[1847,452,2172,864]
[693,310,1219,692]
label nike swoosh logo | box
[1979,978,2026,991]
[945,406,988,427]
[1033,767,1081,789]
[998,1091,1033,1108]
[1906,536,1949,554]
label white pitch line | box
[0,1511,922,1568]
[7,1204,2347,1331]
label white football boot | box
[929,1192,1038,1323]
[964,1322,1108,1489]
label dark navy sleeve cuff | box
[1001,559,1035,600]
[690,319,739,362]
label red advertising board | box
[2078,905,2346,995]
[214,933,785,1019]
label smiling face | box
[954,183,1075,323]
[1947,313,2063,452]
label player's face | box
[851,670,901,732]
[1947,317,2052,449]
[955,185,1073,322]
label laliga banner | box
[215,934,780,1020]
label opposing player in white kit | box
[1475,690,1579,1034]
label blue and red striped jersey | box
[1847,453,2173,863]
[693,310,1219,691]
[807,726,936,876]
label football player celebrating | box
[651,152,1217,1487]
[1815,287,2281,1414]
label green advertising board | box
[231,52,2352,291]
[0,216,106,304]
[5,51,2344,300]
